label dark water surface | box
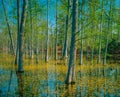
[0,63,120,97]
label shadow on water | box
[0,63,120,97]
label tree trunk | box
[118,30,120,41]
[65,0,78,84]
[29,0,33,59]
[2,0,15,55]
[45,0,49,62]
[91,44,94,65]
[85,37,88,63]
[79,2,84,65]
[55,0,58,60]
[98,19,102,64]
[35,2,39,64]
[18,0,27,72]
[103,1,112,65]
[62,0,71,60]
[15,0,20,65]
[98,0,103,64]
[103,22,109,65]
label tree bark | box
[98,0,103,64]
[103,19,110,65]
[35,2,39,64]
[15,0,20,65]
[103,1,112,65]
[62,0,71,60]
[29,0,33,59]
[18,0,27,72]
[79,2,83,65]
[65,0,78,84]
[85,37,88,63]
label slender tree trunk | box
[85,37,88,63]
[15,0,20,65]
[91,43,94,65]
[90,1,96,65]
[24,39,27,59]
[35,45,39,64]
[41,40,44,59]
[35,2,39,64]
[98,0,103,64]
[28,37,31,58]
[65,0,78,84]
[62,0,71,60]
[18,0,27,72]
[118,9,120,41]
[98,18,102,64]
[103,22,109,65]
[118,29,120,41]
[2,0,15,55]
[62,18,68,59]
[29,0,33,59]
[36,35,39,64]
[80,35,83,65]
[110,0,113,39]
[79,1,84,65]
[45,0,49,62]
[55,0,58,60]
[103,1,112,65]
[51,28,54,59]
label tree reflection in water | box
[17,72,24,97]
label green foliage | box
[108,39,119,53]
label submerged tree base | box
[65,81,76,85]
[17,71,24,73]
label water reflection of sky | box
[47,65,56,97]
[0,69,18,97]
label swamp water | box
[0,62,120,97]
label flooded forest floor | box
[0,54,120,97]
